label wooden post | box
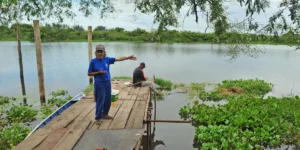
[17,24,27,104]
[88,26,93,84]
[33,20,46,103]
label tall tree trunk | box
[33,20,46,103]
[17,24,27,104]
[88,26,93,84]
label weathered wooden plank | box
[143,93,151,121]
[130,87,141,100]
[126,101,147,129]
[86,108,96,129]
[125,101,140,129]
[13,129,52,150]
[99,100,124,130]
[125,87,133,99]
[51,120,91,150]
[67,102,94,129]
[136,93,143,101]
[137,87,147,101]
[33,128,68,150]
[90,121,101,130]
[109,100,135,129]
[111,81,125,90]
[133,101,147,128]
[118,89,127,100]
[45,100,90,130]
[90,100,125,130]
[140,87,149,100]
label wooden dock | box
[14,80,151,150]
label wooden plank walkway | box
[14,80,151,150]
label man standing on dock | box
[88,44,137,125]
[133,62,163,96]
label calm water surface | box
[0,42,299,149]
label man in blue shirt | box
[88,44,136,125]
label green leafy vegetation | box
[0,123,30,150]
[112,76,132,80]
[0,89,77,149]
[180,96,300,149]
[179,79,300,149]
[5,103,38,124]
[0,23,299,46]
[154,77,173,91]
[83,83,94,95]
[38,104,55,119]
[47,90,72,107]
[0,97,36,149]
[196,79,272,101]
[0,96,14,105]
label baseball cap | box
[96,44,105,51]
[140,62,146,68]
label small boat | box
[25,92,85,139]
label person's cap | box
[140,62,146,68]
[96,44,105,51]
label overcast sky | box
[37,0,288,32]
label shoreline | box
[0,39,297,46]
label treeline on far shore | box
[0,23,299,45]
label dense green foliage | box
[83,83,94,95]
[154,78,173,91]
[0,0,114,24]
[47,90,72,107]
[0,89,77,149]
[0,123,30,150]
[38,90,73,118]
[5,103,38,124]
[179,79,300,149]
[134,0,300,49]
[0,23,299,45]
[111,76,133,80]
[199,79,273,101]
[180,96,300,149]
[0,97,35,149]
[0,96,14,105]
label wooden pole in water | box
[33,20,46,103]
[88,26,93,84]
[17,23,27,104]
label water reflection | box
[150,96,166,150]
[1,41,300,102]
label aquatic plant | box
[198,79,273,101]
[0,123,30,150]
[38,104,55,119]
[180,96,300,149]
[48,90,72,107]
[154,77,173,91]
[0,96,15,105]
[5,103,38,124]
[111,76,132,80]
[83,83,94,95]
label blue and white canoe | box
[25,92,85,139]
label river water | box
[0,42,299,149]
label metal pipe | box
[146,120,192,123]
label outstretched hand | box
[127,55,137,60]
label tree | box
[0,0,116,103]
[94,25,106,31]
[134,0,300,49]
